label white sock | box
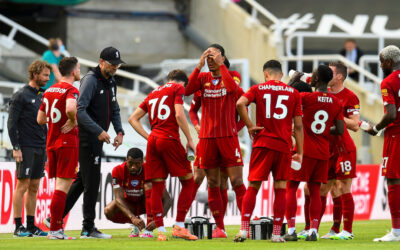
[288,227,296,235]
[392,228,400,236]
[158,226,166,233]
[175,222,185,228]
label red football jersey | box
[329,87,359,154]
[139,83,185,140]
[301,92,344,160]
[189,88,245,131]
[111,162,147,202]
[381,69,400,136]
[244,80,302,153]
[185,66,241,138]
[40,82,79,150]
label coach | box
[63,47,125,239]
[7,60,49,237]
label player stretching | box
[185,44,247,238]
[129,69,197,241]
[284,65,344,241]
[37,57,80,240]
[234,60,303,243]
[367,45,400,242]
[104,148,171,238]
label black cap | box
[100,46,125,64]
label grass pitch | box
[0,220,398,249]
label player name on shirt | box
[258,84,294,92]
[152,83,173,92]
[318,96,333,103]
[45,87,67,94]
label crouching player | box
[104,148,171,238]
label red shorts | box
[197,136,243,169]
[47,147,78,179]
[248,147,290,181]
[335,151,357,180]
[108,199,146,223]
[327,154,339,180]
[382,134,400,179]
[289,156,329,183]
[145,135,192,180]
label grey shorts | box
[16,147,46,179]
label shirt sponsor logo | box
[131,180,139,187]
[203,88,227,98]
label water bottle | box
[187,148,195,161]
[288,69,312,83]
[358,120,371,131]
[291,160,301,171]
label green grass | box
[0,220,398,249]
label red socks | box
[233,184,246,213]
[50,190,67,231]
[208,187,225,230]
[221,188,228,216]
[388,184,400,229]
[145,189,153,225]
[285,181,299,229]
[341,193,354,233]
[240,186,258,232]
[273,188,286,235]
[151,181,165,227]
[176,178,195,222]
[304,195,310,230]
[308,182,322,231]
[331,196,342,233]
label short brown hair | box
[329,61,347,79]
[167,69,188,86]
[28,60,51,80]
[59,57,78,76]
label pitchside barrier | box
[0,162,390,233]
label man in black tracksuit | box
[7,60,50,237]
[62,47,125,238]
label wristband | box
[373,125,379,133]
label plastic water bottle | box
[358,120,371,131]
[187,148,195,161]
[288,69,312,84]
[291,160,301,171]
